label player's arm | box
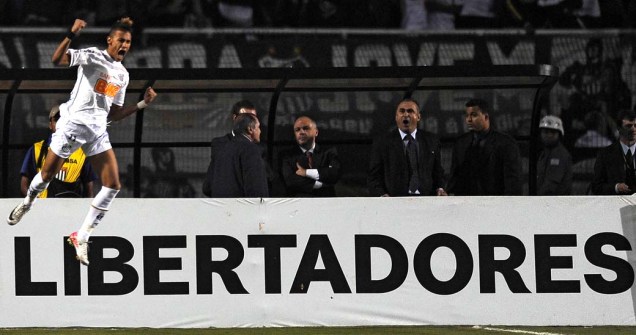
[52,19,86,66]
[107,87,158,122]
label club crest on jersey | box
[61,143,71,153]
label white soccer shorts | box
[49,116,112,158]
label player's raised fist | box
[71,19,87,34]
[144,87,158,104]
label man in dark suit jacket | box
[203,100,256,196]
[590,109,636,195]
[368,98,447,197]
[209,113,269,198]
[447,98,522,195]
[279,116,341,197]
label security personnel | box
[19,105,97,198]
[537,115,573,195]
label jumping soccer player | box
[7,17,157,266]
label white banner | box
[1,197,635,328]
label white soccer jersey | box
[59,47,129,134]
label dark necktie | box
[626,150,636,189]
[405,134,420,193]
[306,151,314,169]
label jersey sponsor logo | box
[64,158,78,164]
[94,78,122,98]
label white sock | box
[77,206,106,243]
[77,186,119,243]
[24,172,50,205]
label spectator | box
[279,116,341,197]
[500,0,537,29]
[590,109,636,195]
[537,115,573,195]
[19,105,97,198]
[447,98,523,195]
[368,98,447,197]
[426,0,461,30]
[572,0,600,28]
[559,39,629,147]
[400,0,427,30]
[147,147,196,197]
[298,0,350,27]
[456,0,502,29]
[359,0,401,28]
[208,113,269,197]
[146,0,197,27]
[533,0,584,28]
[215,0,255,27]
[574,111,614,148]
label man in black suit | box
[203,100,256,196]
[590,109,636,195]
[447,98,522,195]
[208,113,269,198]
[279,116,341,197]
[368,98,447,197]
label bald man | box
[278,116,341,197]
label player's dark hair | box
[109,17,133,36]
[466,98,490,115]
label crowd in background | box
[1,0,635,30]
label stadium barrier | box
[1,197,635,327]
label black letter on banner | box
[196,235,248,294]
[413,233,472,295]
[14,237,56,296]
[144,235,188,295]
[64,235,82,295]
[355,234,408,293]
[248,235,297,294]
[87,236,139,295]
[535,234,580,293]
[585,232,634,294]
[479,235,531,293]
[290,235,351,294]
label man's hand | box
[437,188,448,196]
[295,163,307,177]
[71,19,87,34]
[144,87,157,104]
[616,183,632,194]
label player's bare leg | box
[68,149,121,265]
[7,150,65,225]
